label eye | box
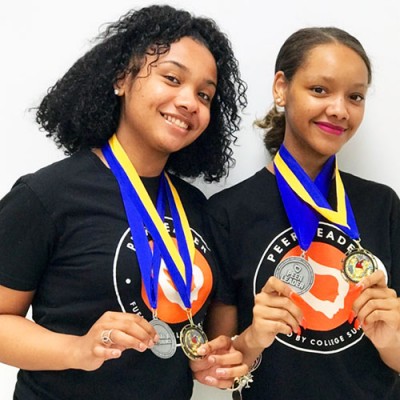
[311,86,327,95]
[164,75,180,84]
[350,93,365,103]
[198,92,212,103]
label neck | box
[115,132,168,177]
[281,145,329,181]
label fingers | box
[197,335,232,356]
[255,289,303,328]
[96,311,158,351]
[93,343,122,360]
[76,311,160,370]
[191,335,249,389]
[192,356,249,389]
[262,276,293,297]
[354,293,399,324]
[357,269,387,290]
[352,270,399,327]
[203,364,249,389]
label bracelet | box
[225,372,254,393]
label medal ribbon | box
[102,134,194,309]
[274,145,359,250]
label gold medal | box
[342,247,377,283]
[180,323,208,360]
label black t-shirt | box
[207,167,400,400]
[0,150,217,400]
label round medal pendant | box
[149,319,177,359]
[180,324,208,360]
[274,256,315,295]
[342,248,377,283]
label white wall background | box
[1,1,399,399]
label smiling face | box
[115,36,217,176]
[274,43,369,177]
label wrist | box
[231,329,263,370]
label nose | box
[175,87,198,113]
[326,96,349,120]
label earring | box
[114,88,120,96]
[276,97,282,105]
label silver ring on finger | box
[101,329,115,345]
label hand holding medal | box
[190,335,250,389]
[351,269,400,353]
[249,276,305,349]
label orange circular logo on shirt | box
[141,238,213,324]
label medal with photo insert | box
[342,242,377,283]
[102,134,207,359]
[180,309,208,360]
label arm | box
[0,285,158,371]
[0,285,81,370]
[229,277,303,368]
[192,276,304,388]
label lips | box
[315,122,346,136]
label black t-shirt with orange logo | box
[208,167,400,400]
[0,150,216,400]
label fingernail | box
[355,282,364,290]
[205,376,216,384]
[349,285,362,295]
[111,350,121,357]
[348,311,356,324]
[148,340,154,347]
[216,368,227,377]
[139,342,146,351]
[197,346,206,356]
[290,292,301,302]
[300,317,307,330]
[296,327,302,336]
[154,334,160,342]
[208,356,216,364]
[354,318,361,330]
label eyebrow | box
[157,60,217,88]
[317,75,368,89]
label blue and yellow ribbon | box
[103,134,195,309]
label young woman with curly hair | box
[0,5,248,400]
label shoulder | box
[8,151,106,211]
[14,150,102,192]
[341,171,399,202]
[208,167,274,207]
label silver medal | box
[274,256,315,295]
[149,319,177,359]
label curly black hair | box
[35,5,247,182]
